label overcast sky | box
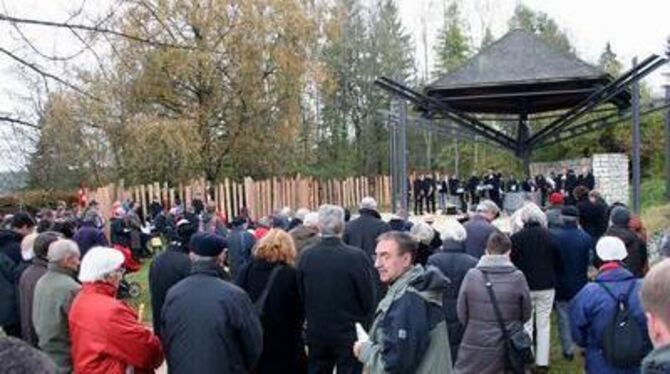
[0,0,669,172]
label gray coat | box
[18,258,48,346]
[454,255,531,374]
[32,264,80,372]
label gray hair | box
[318,204,345,236]
[520,202,547,227]
[83,209,99,224]
[295,208,310,222]
[437,221,467,242]
[47,239,80,263]
[281,206,293,218]
[410,221,435,245]
[476,200,499,215]
[303,212,319,229]
[359,196,378,211]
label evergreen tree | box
[433,2,471,76]
[480,26,495,49]
[508,4,573,54]
[598,42,623,76]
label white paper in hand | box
[355,323,369,342]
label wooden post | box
[140,184,147,220]
[169,188,175,209]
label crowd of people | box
[1,178,670,374]
[411,167,595,214]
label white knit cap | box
[596,236,628,262]
[78,246,125,282]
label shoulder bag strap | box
[255,265,283,315]
[595,281,619,301]
[480,270,511,341]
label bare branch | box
[0,47,100,101]
[0,13,198,51]
[0,115,38,129]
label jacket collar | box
[191,260,226,278]
[319,236,343,246]
[441,239,465,253]
[82,282,117,297]
[358,208,381,219]
[47,262,78,278]
[643,344,670,372]
[32,257,48,268]
[596,262,635,282]
[476,254,516,272]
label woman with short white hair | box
[410,221,438,266]
[68,247,163,373]
[427,220,478,361]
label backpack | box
[598,280,646,368]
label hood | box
[643,344,670,373]
[476,254,517,273]
[409,265,450,304]
[0,229,22,246]
[378,265,449,312]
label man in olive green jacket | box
[33,239,81,372]
[354,231,453,373]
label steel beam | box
[530,56,666,146]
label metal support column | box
[517,112,531,178]
[388,116,397,213]
[399,99,409,218]
[665,82,670,201]
[632,57,641,213]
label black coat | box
[0,229,23,265]
[511,222,560,291]
[343,209,391,259]
[426,240,478,361]
[161,261,263,374]
[576,198,608,240]
[0,251,19,333]
[235,260,306,374]
[297,236,376,346]
[149,243,191,335]
[109,218,130,248]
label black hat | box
[560,205,579,218]
[610,206,630,227]
[190,233,227,257]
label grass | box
[641,178,668,213]
[125,258,153,323]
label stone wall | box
[529,153,629,205]
[592,154,629,205]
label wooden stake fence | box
[86,175,391,222]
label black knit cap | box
[189,232,227,257]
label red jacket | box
[69,282,164,374]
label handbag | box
[480,270,534,373]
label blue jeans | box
[555,300,574,356]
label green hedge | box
[0,190,78,215]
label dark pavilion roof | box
[425,29,631,114]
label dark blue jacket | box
[161,261,263,374]
[149,242,191,335]
[551,222,593,301]
[426,240,477,361]
[227,228,255,279]
[570,265,652,373]
[463,215,496,259]
[73,222,109,258]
